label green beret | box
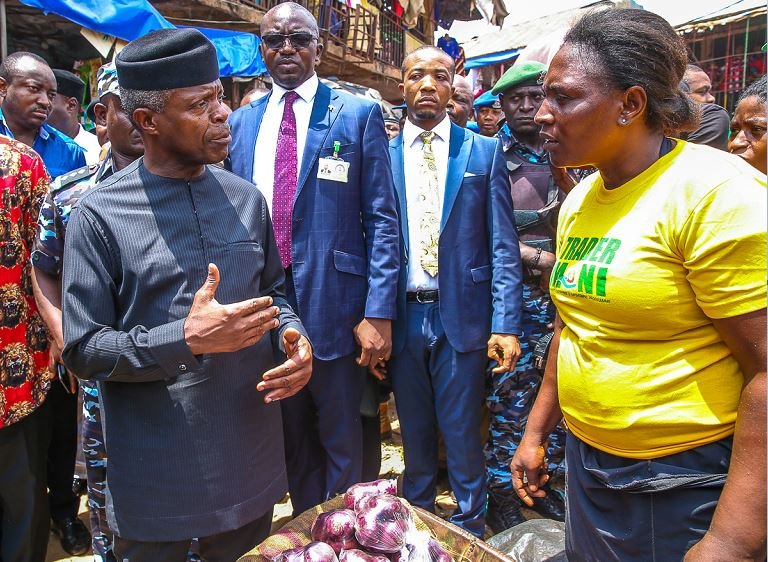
[492,61,547,95]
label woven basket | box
[238,496,515,562]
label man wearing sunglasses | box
[227,2,399,516]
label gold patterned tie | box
[418,131,440,277]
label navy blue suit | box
[227,82,400,513]
[388,124,522,536]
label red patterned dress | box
[0,136,52,428]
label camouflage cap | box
[96,62,120,99]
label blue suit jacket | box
[390,124,522,354]
[227,82,400,360]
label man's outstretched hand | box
[184,263,280,355]
[258,328,313,403]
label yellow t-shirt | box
[551,140,767,459]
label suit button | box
[178,364,187,372]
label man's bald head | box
[261,2,319,36]
[0,52,53,85]
[401,46,455,79]
[453,75,472,97]
[447,74,473,128]
[259,1,322,90]
[0,51,56,139]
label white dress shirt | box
[74,125,101,166]
[252,74,319,214]
[402,116,451,292]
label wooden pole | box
[0,0,7,61]
[742,17,750,90]
[724,22,732,109]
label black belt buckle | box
[408,289,438,303]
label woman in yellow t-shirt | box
[510,8,767,562]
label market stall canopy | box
[19,0,266,76]
[675,0,766,33]
[461,0,614,69]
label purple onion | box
[344,479,398,511]
[275,542,339,562]
[426,537,453,562]
[311,509,359,554]
[274,546,306,562]
[338,549,390,562]
[354,494,412,553]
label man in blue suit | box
[227,2,400,515]
[385,45,522,537]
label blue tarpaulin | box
[192,27,266,77]
[465,49,520,70]
[20,0,266,76]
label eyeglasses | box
[262,33,317,50]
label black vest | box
[504,149,561,253]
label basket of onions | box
[272,480,455,562]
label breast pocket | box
[320,142,357,157]
[220,242,266,302]
[333,249,366,277]
[471,264,492,283]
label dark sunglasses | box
[262,33,317,50]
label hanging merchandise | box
[398,0,423,27]
[490,0,508,26]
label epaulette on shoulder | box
[51,162,99,192]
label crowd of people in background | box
[0,2,765,562]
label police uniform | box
[485,62,567,532]
[33,155,114,561]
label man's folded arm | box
[62,207,202,383]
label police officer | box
[31,62,144,561]
[484,61,567,532]
[473,90,502,137]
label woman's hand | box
[686,309,767,560]
[510,438,550,507]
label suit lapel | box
[296,83,342,200]
[441,124,473,229]
[242,92,271,179]
[390,135,409,252]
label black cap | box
[53,69,85,101]
[116,28,219,91]
[85,99,98,122]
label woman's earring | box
[619,116,628,125]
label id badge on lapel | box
[317,140,350,183]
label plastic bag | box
[344,479,398,511]
[274,541,340,562]
[338,549,390,562]
[486,520,567,562]
[354,494,413,553]
[311,509,359,554]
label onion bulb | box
[311,510,359,554]
[354,494,412,553]
[275,542,339,562]
[344,480,398,511]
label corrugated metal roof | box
[463,0,615,60]
[675,1,767,34]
